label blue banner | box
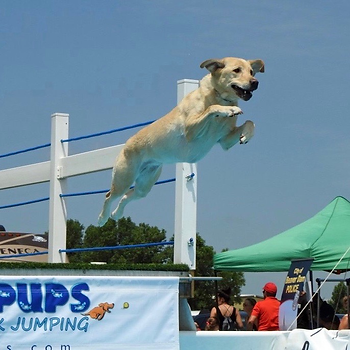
[279,259,313,331]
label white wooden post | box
[174,79,199,270]
[0,80,200,264]
[48,113,69,263]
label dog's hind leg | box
[111,165,162,221]
[98,151,138,226]
[97,187,122,226]
[96,313,105,321]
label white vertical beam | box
[48,113,69,263]
[174,79,199,270]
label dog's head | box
[99,302,115,311]
[200,57,264,102]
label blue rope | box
[153,178,176,186]
[0,179,176,209]
[59,241,174,254]
[60,189,109,197]
[0,242,173,259]
[0,251,48,259]
[0,120,155,159]
[0,143,51,159]
[0,197,49,210]
[60,178,176,198]
[61,120,155,143]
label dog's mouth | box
[231,85,253,101]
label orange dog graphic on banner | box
[82,302,114,321]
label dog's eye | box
[233,68,241,73]
[250,69,254,75]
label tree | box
[65,217,245,309]
[80,218,119,263]
[111,220,168,264]
[187,233,217,310]
[186,235,244,310]
[216,248,245,304]
[76,217,169,264]
[329,281,348,313]
[66,219,84,263]
[160,234,245,310]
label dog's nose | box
[250,79,259,91]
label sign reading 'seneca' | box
[0,231,48,263]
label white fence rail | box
[0,79,199,268]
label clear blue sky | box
[1,1,349,299]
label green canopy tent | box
[214,196,350,272]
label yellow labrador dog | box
[98,56,264,226]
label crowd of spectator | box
[195,282,350,332]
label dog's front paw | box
[228,106,243,117]
[240,134,249,144]
[214,106,243,118]
[239,120,255,144]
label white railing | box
[0,79,199,268]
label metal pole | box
[347,278,350,329]
[316,278,321,328]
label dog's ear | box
[200,59,225,73]
[249,59,265,74]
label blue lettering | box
[0,281,91,314]
[21,317,34,331]
[0,283,16,312]
[65,317,76,330]
[49,317,61,331]
[78,317,89,332]
[45,284,69,312]
[34,317,48,331]
[0,318,5,331]
[10,316,88,333]
[70,283,90,312]
[17,283,43,312]
[10,317,20,331]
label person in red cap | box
[247,282,280,331]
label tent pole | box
[309,271,314,295]
[347,278,350,329]
[214,270,219,310]
[307,271,314,329]
[316,278,321,328]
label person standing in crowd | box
[247,282,280,331]
[339,315,349,330]
[297,291,312,329]
[205,317,220,331]
[243,297,257,330]
[210,287,244,331]
[318,300,339,329]
[194,321,201,331]
[339,296,350,330]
